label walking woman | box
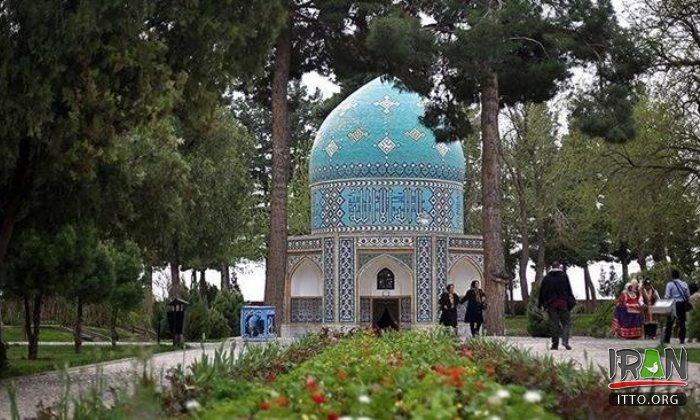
[462,280,486,337]
[438,284,460,333]
[612,282,643,339]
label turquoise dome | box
[309,77,465,183]
[309,77,466,234]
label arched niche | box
[290,258,323,297]
[357,255,412,297]
[447,256,483,296]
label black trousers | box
[469,322,482,337]
[664,302,687,344]
[548,307,571,347]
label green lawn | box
[84,326,141,342]
[505,314,595,336]
[1,325,74,342]
[1,344,172,379]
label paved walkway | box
[502,336,700,391]
[1,337,698,418]
[0,343,232,419]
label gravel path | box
[0,343,233,419]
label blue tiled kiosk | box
[240,306,276,341]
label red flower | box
[434,365,447,375]
[336,368,348,381]
[265,373,276,382]
[448,367,464,378]
[306,376,318,392]
[275,396,289,407]
[327,411,339,420]
[259,400,271,411]
[485,366,496,376]
[311,392,326,405]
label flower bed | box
[202,330,561,418]
[36,328,698,418]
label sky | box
[156,0,642,302]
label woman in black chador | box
[462,280,486,337]
[439,284,460,333]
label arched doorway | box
[357,255,413,328]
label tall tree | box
[257,0,391,326]
[367,0,642,333]
[107,240,144,347]
[503,103,559,302]
[61,226,115,354]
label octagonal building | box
[283,77,484,336]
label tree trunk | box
[584,264,597,304]
[637,251,647,273]
[534,236,546,287]
[518,220,530,303]
[110,307,119,347]
[221,263,230,291]
[143,265,154,317]
[170,260,181,298]
[74,298,83,354]
[0,138,34,264]
[199,269,207,300]
[621,259,629,282]
[265,28,292,331]
[480,72,506,335]
[24,294,41,360]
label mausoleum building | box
[282,77,484,337]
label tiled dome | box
[309,77,465,234]
[309,77,465,184]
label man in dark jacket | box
[538,262,576,350]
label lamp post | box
[167,297,189,348]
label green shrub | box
[688,304,700,341]
[590,300,615,338]
[185,300,210,341]
[206,308,231,339]
[526,286,550,337]
[212,290,244,336]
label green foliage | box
[108,241,145,313]
[212,290,245,336]
[184,300,210,341]
[206,309,231,340]
[526,286,550,337]
[590,300,616,338]
[688,305,700,341]
[61,225,115,306]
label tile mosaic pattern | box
[357,253,413,271]
[338,238,355,322]
[288,238,322,250]
[436,237,448,294]
[323,238,335,322]
[290,298,323,323]
[400,296,412,323]
[311,179,463,234]
[415,237,433,322]
[360,297,371,323]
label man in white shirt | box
[663,269,691,344]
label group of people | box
[438,263,695,348]
[438,280,487,337]
[612,269,693,344]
